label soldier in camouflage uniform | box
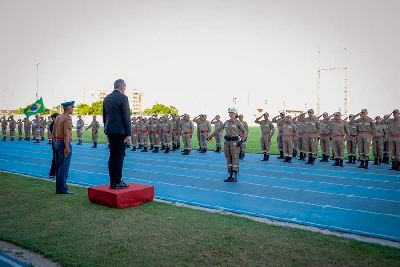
[180,114,194,155]
[160,115,172,153]
[329,112,349,167]
[293,113,306,160]
[303,109,320,165]
[149,115,161,153]
[76,115,85,145]
[211,115,224,153]
[384,109,400,171]
[372,116,387,165]
[85,115,100,148]
[23,117,31,141]
[282,115,297,163]
[272,112,286,159]
[344,114,358,164]
[47,116,53,144]
[1,116,7,141]
[39,116,46,141]
[130,117,139,151]
[353,109,375,169]
[7,115,16,141]
[208,108,247,182]
[17,118,23,140]
[238,114,249,160]
[193,114,203,151]
[140,117,150,152]
[319,112,332,162]
[197,114,211,153]
[255,112,275,161]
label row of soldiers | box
[254,108,400,171]
[0,114,54,143]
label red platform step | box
[88,183,154,209]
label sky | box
[0,0,399,120]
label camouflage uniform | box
[354,109,375,169]
[149,117,161,153]
[76,116,85,145]
[293,115,307,160]
[272,113,285,159]
[140,118,150,152]
[130,118,139,151]
[282,117,296,163]
[329,114,349,166]
[304,110,320,165]
[23,117,31,140]
[197,117,211,153]
[86,116,100,148]
[372,118,387,165]
[319,114,332,162]
[180,114,194,155]
[1,116,7,141]
[346,116,358,164]
[31,116,41,142]
[17,119,23,140]
[170,115,181,150]
[255,114,275,161]
[211,116,224,153]
[385,109,400,171]
[39,117,46,141]
[238,115,248,159]
[161,116,172,153]
[7,116,16,141]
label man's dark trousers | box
[55,141,72,193]
[108,134,126,185]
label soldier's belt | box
[224,136,239,141]
[200,131,209,133]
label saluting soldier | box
[319,112,332,162]
[303,109,320,165]
[130,117,139,151]
[329,112,349,167]
[52,101,75,194]
[372,116,387,165]
[140,117,150,152]
[344,114,358,164]
[197,114,211,153]
[255,112,275,161]
[32,115,41,143]
[23,117,31,141]
[39,116,46,141]
[272,112,286,159]
[353,109,375,169]
[76,115,85,145]
[211,115,224,153]
[170,114,180,151]
[238,114,249,159]
[208,108,247,182]
[17,118,23,140]
[7,115,16,141]
[384,108,400,171]
[85,115,100,148]
[1,116,7,141]
[282,115,297,163]
[193,114,203,151]
[180,114,194,155]
[47,116,53,144]
[293,113,306,161]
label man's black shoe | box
[57,191,74,194]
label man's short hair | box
[114,79,125,89]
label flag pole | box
[36,63,39,100]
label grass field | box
[1,172,399,267]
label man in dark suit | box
[103,79,132,189]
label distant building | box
[130,89,143,114]
[99,91,107,102]
[0,109,17,115]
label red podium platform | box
[88,183,154,209]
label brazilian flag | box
[24,97,45,117]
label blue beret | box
[61,101,75,107]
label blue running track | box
[1,141,400,242]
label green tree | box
[143,104,179,115]
[76,104,91,115]
[91,101,103,115]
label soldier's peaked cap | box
[361,108,368,113]
[393,109,399,113]
[228,107,238,114]
[61,101,75,107]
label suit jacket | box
[103,90,131,136]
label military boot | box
[277,151,284,159]
[130,146,136,151]
[292,151,298,158]
[332,159,339,166]
[152,147,159,153]
[161,145,166,150]
[358,160,365,168]
[283,156,289,162]
[141,147,148,152]
[261,153,268,161]
[224,171,233,182]
[364,160,369,169]
[164,147,170,153]
[171,144,176,151]
[2,136,5,141]
[346,156,352,164]
[287,157,292,163]
[230,171,238,182]
[389,161,397,170]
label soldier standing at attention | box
[238,114,249,160]
[170,114,180,151]
[136,116,143,149]
[76,115,85,145]
[304,109,320,165]
[7,115,16,141]
[211,115,224,153]
[32,115,41,143]
[384,109,400,171]
[197,114,211,153]
[372,116,387,165]
[148,116,155,150]
[180,114,194,155]
[149,115,161,153]
[47,116,53,144]
[282,115,297,163]
[208,108,247,182]
[255,112,275,161]
[161,115,172,153]
[293,113,306,160]
[353,109,375,169]
[130,117,139,151]
[39,116,46,141]
[52,101,75,194]
[23,117,31,141]
[1,115,7,141]
[140,117,150,152]
[319,112,332,162]
[329,112,349,167]
[85,115,100,148]
[344,114,358,164]
[272,112,286,159]
[17,118,23,140]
